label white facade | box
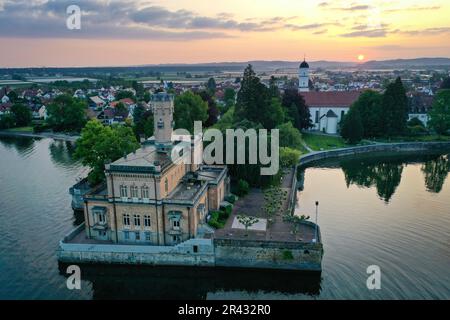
[408,113,430,127]
[309,107,349,133]
[298,61,309,93]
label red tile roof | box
[301,91,362,108]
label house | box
[0,102,12,117]
[301,91,362,134]
[97,107,129,125]
[82,92,229,244]
[408,93,434,126]
[73,89,86,99]
[89,96,106,109]
[1,95,10,104]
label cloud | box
[286,22,341,31]
[341,28,387,38]
[0,0,285,40]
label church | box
[298,59,362,134]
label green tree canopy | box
[280,147,301,168]
[10,103,32,127]
[381,77,408,137]
[207,78,217,95]
[74,120,140,185]
[174,91,208,133]
[281,88,312,130]
[341,107,364,144]
[277,122,302,149]
[352,90,383,138]
[234,65,284,129]
[428,89,450,135]
[46,95,87,132]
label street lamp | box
[313,201,319,243]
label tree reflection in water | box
[421,155,450,193]
[341,158,404,203]
[305,151,450,203]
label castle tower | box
[151,92,174,151]
[298,58,310,92]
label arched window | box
[165,178,168,193]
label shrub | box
[225,194,237,204]
[280,147,301,168]
[407,117,425,128]
[282,250,294,260]
[236,179,250,196]
[407,125,428,137]
[207,211,225,229]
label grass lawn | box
[302,133,348,151]
[5,126,34,133]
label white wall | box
[309,107,349,132]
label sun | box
[357,54,365,62]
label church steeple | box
[299,57,310,92]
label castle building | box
[298,58,362,134]
[82,92,229,245]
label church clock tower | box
[298,58,310,92]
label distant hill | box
[360,58,450,69]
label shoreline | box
[0,130,79,142]
[299,141,450,167]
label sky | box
[0,0,449,67]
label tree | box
[46,95,87,132]
[381,77,408,136]
[197,91,219,127]
[207,78,217,95]
[0,113,15,129]
[7,91,18,103]
[115,102,128,114]
[133,104,154,139]
[441,77,450,90]
[277,122,302,149]
[131,80,144,98]
[269,76,280,98]
[428,89,450,135]
[10,103,32,127]
[237,215,259,236]
[235,65,284,129]
[281,88,312,130]
[223,88,236,111]
[115,90,135,101]
[174,91,208,133]
[341,108,363,144]
[352,90,383,138]
[280,147,301,168]
[74,120,140,185]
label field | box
[302,133,348,151]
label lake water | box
[0,136,449,300]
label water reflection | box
[422,155,450,193]
[0,136,36,155]
[342,160,404,202]
[49,140,78,168]
[301,151,450,203]
[58,263,322,300]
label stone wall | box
[58,238,215,267]
[214,238,323,271]
[299,142,450,167]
